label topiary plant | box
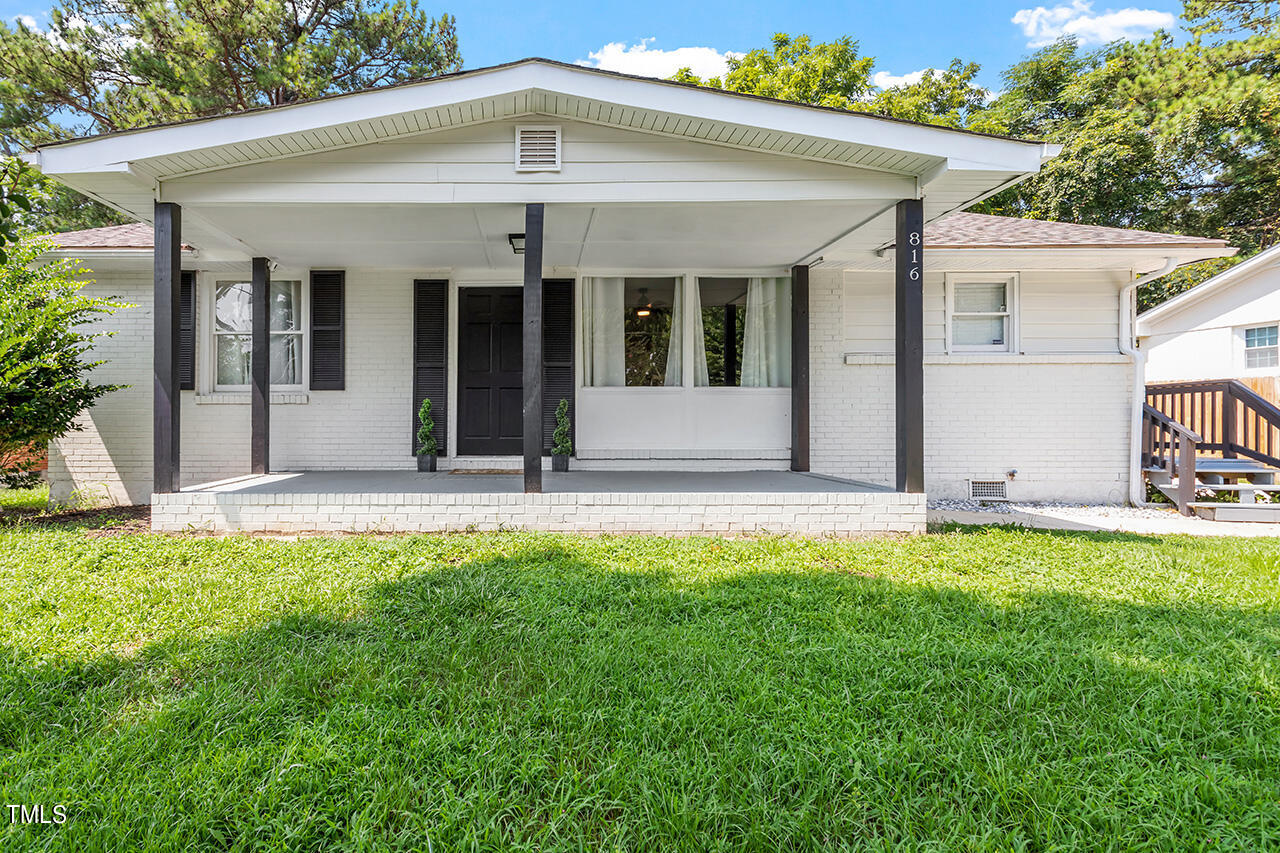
[552,398,572,456]
[416,398,437,456]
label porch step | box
[1193,458,1278,477]
[1189,502,1280,522]
[1156,482,1280,500]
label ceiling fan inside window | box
[633,287,669,317]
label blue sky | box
[4,0,1187,91]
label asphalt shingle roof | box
[49,213,1229,251]
[924,212,1228,249]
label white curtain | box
[664,277,708,387]
[741,276,792,387]
[581,276,625,386]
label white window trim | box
[514,124,562,172]
[1239,322,1280,373]
[202,274,309,393]
[945,272,1020,354]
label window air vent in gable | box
[515,125,561,172]
[968,479,1009,501]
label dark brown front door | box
[457,287,523,455]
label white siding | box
[161,119,914,205]
[841,268,1126,355]
[1142,264,1280,383]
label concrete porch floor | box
[153,470,924,536]
[184,470,889,495]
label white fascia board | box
[29,61,1050,178]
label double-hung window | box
[1244,325,1279,369]
[947,274,1017,353]
[213,279,305,390]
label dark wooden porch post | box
[895,199,925,493]
[790,264,810,472]
[153,202,182,494]
[522,203,545,493]
[251,256,271,475]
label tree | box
[868,60,992,130]
[671,11,1279,309]
[978,12,1280,252]
[0,158,34,263]
[673,34,876,109]
[0,0,462,230]
[0,233,124,488]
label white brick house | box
[24,59,1233,534]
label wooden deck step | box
[1194,458,1279,476]
[1190,502,1280,522]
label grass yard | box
[0,496,1278,850]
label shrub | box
[1,233,124,488]
[553,398,572,456]
[416,398,437,456]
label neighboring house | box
[23,59,1233,533]
[1139,245,1280,401]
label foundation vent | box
[516,126,561,171]
[968,479,1009,501]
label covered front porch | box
[151,470,925,535]
[24,59,1061,529]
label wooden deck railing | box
[1146,379,1280,469]
[1141,403,1201,514]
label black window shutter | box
[413,280,448,457]
[178,271,196,390]
[542,279,574,455]
[310,270,345,390]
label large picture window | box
[214,280,304,389]
[698,277,790,387]
[583,275,791,388]
[582,277,682,386]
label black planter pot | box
[417,454,437,472]
[552,454,569,473]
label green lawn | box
[1,504,1278,850]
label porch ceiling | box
[182,199,908,271]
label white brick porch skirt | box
[151,473,926,537]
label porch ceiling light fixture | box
[508,233,525,255]
[634,287,652,317]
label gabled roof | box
[22,58,1056,192]
[927,213,1230,250]
[45,212,1227,253]
[1138,243,1280,332]
[29,57,1046,152]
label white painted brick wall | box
[51,268,417,505]
[809,267,1134,502]
[152,490,927,536]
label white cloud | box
[577,39,742,80]
[1012,0,1176,47]
[873,69,928,89]
[10,14,39,28]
